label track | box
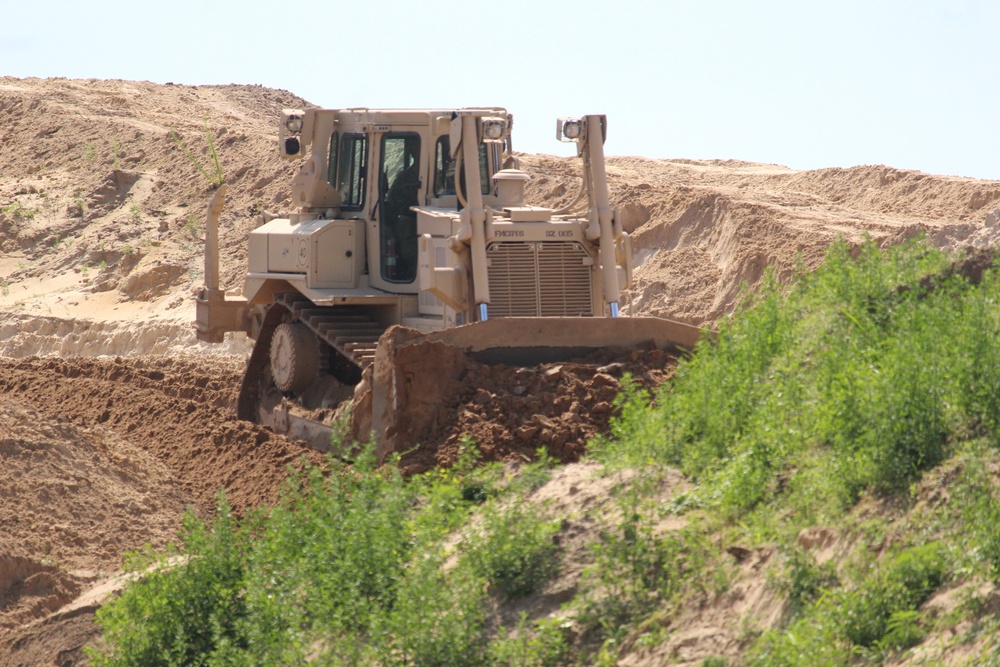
[272,293,385,370]
[236,295,387,449]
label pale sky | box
[3,0,998,180]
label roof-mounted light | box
[480,116,508,143]
[557,117,585,142]
[279,109,307,158]
[285,114,304,134]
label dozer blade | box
[362,317,705,461]
[419,316,703,365]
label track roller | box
[270,322,320,394]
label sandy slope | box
[2,77,1000,665]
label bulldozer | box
[195,107,701,458]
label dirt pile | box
[401,348,675,471]
[0,398,187,573]
[0,355,323,514]
[0,398,187,631]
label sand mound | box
[0,398,187,576]
[0,355,323,514]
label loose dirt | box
[2,77,1000,665]
[399,347,676,472]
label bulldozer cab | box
[287,109,503,298]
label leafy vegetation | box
[464,499,562,599]
[1,202,36,220]
[90,239,1000,665]
[88,496,249,666]
[170,120,224,188]
[88,449,572,666]
[749,542,949,664]
[598,240,1000,521]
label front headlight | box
[557,117,585,142]
[480,117,508,143]
[285,114,304,134]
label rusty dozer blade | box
[364,316,704,461]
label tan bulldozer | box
[195,107,701,458]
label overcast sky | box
[3,0,998,179]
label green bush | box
[750,541,947,664]
[489,614,571,667]
[953,456,1000,582]
[746,613,850,667]
[773,548,838,614]
[463,499,562,599]
[87,495,250,667]
[247,449,412,638]
[577,477,705,643]
[375,549,487,667]
[599,240,1000,517]
[838,542,947,648]
[89,445,496,666]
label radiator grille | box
[486,242,593,317]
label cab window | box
[379,133,421,283]
[433,136,491,198]
[337,133,367,210]
[326,131,339,185]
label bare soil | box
[2,77,1000,665]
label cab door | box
[377,132,421,284]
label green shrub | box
[171,120,224,187]
[598,239,1000,518]
[376,550,487,667]
[238,448,414,662]
[489,613,571,667]
[747,612,850,667]
[773,548,838,614]
[88,443,504,666]
[953,456,1000,582]
[463,498,561,599]
[577,477,705,642]
[838,542,946,648]
[750,541,947,664]
[87,495,250,667]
